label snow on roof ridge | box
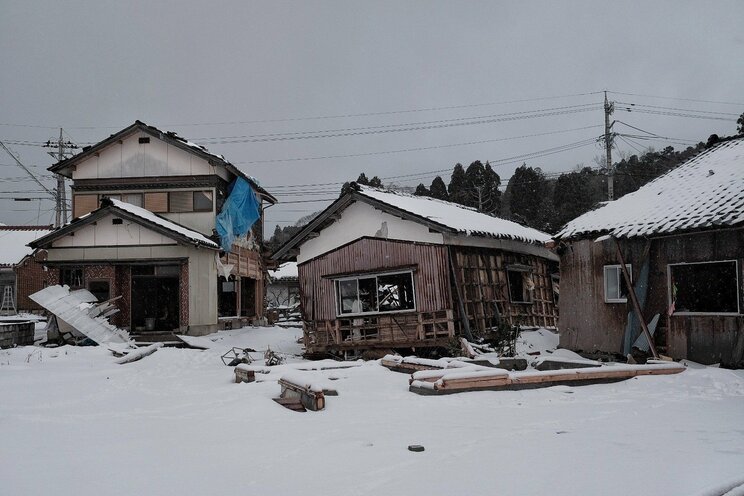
[108,199,218,248]
[355,184,551,244]
[556,136,744,240]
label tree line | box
[268,118,744,248]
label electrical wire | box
[238,125,602,165]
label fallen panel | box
[30,285,131,346]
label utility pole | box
[44,128,78,227]
[604,91,615,200]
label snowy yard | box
[2,326,744,496]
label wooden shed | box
[273,184,558,358]
[554,136,744,367]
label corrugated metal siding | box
[298,238,451,322]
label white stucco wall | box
[72,130,230,181]
[52,214,176,247]
[297,201,444,263]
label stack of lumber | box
[409,361,685,395]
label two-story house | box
[30,121,276,338]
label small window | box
[144,192,168,213]
[73,194,99,218]
[670,261,739,314]
[507,268,533,304]
[336,271,415,316]
[61,268,84,289]
[604,265,631,303]
[193,191,213,212]
[169,191,193,213]
[88,280,110,302]
[122,193,143,207]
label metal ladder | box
[0,285,16,315]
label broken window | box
[88,280,111,302]
[61,268,83,289]
[507,267,533,304]
[604,265,631,303]
[670,261,739,314]
[336,271,415,316]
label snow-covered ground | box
[2,326,743,496]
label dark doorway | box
[218,277,238,317]
[241,278,256,317]
[131,266,180,332]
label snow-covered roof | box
[269,262,298,281]
[30,199,219,250]
[0,226,53,266]
[557,137,744,240]
[356,185,551,244]
[107,199,219,248]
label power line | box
[238,125,602,165]
[196,103,602,144]
[607,90,744,107]
[0,91,605,130]
[614,101,740,116]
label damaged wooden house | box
[30,121,276,340]
[554,135,744,367]
[273,184,558,358]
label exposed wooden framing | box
[613,237,659,359]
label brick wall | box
[179,262,189,328]
[14,251,51,312]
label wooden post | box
[447,246,473,341]
[613,237,659,359]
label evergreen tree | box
[447,163,467,205]
[429,176,449,201]
[506,164,553,232]
[552,167,604,229]
[414,183,429,196]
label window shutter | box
[73,194,99,218]
[169,191,193,213]
[144,192,168,213]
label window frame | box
[61,267,84,289]
[192,190,214,212]
[334,269,417,317]
[667,260,741,316]
[604,264,631,304]
[506,266,534,305]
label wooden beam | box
[613,237,659,359]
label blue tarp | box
[216,177,261,252]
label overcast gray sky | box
[1,0,743,230]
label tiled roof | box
[556,137,744,240]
